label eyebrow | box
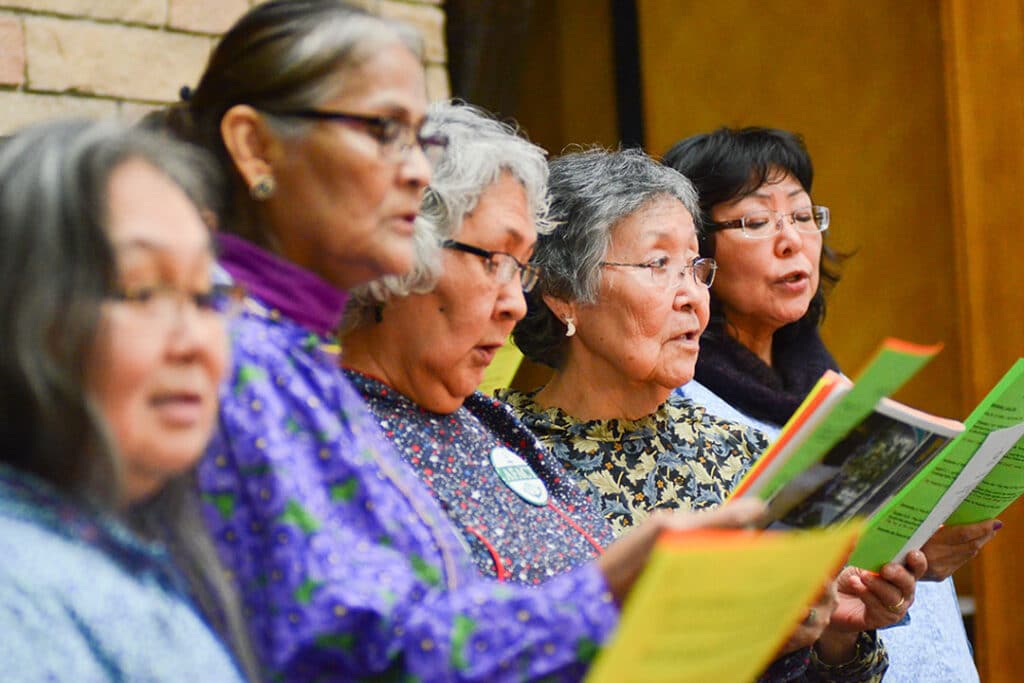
[112,236,214,254]
[750,187,809,200]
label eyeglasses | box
[109,282,246,323]
[263,108,449,166]
[599,256,717,289]
[705,205,830,239]
[442,239,541,292]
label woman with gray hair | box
[0,119,254,680]
[501,147,929,680]
[342,102,757,588]
[340,101,621,582]
[167,2,762,680]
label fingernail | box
[994,521,1004,531]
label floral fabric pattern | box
[348,370,616,584]
[498,389,763,535]
[198,237,619,682]
[499,389,889,682]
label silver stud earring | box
[564,317,576,337]
[249,175,276,201]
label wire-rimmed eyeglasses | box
[109,282,246,324]
[262,108,449,166]
[705,205,830,240]
[599,256,717,289]
[442,239,541,292]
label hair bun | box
[179,85,193,102]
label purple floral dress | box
[197,235,618,682]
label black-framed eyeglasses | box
[262,108,449,166]
[705,205,830,240]
[599,256,717,289]
[442,239,541,292]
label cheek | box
[86,334,154,455]
[694,289,711,332]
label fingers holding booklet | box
[586,522,868,683]
[920,519,1002,580]
[595,498,768,606]
[726,337,1024,572]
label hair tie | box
[179,85,193,102]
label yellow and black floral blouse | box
[497,389,768,536]
[499,389,891,681]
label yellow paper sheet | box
[586,523,862,683]
[478,336,524,396]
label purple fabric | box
[197,239,618,682]
[217,233,348,338]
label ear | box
[542,292,576,326]
[220,104,282,189]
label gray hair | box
[513,147,699,369]
[0,118,258,681]
[165,0,423,244]
[341,101,551,334]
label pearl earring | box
[565,317,576,337]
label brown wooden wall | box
[513,1,1024,677]
[942,1,1024,678]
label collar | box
[217,233,349,338]
[694,317,839,425]
[0,464,171,573]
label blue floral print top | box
[0,465,245,682]
[347,369,616,584]
[197,235,618,682]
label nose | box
[398,143,432,188]
[671,268,700,309]
[165,299,220,361]
[495,277,528,322]
[774,214,804,256]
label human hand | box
[829,550,927,632]
[778,578,838,655]
[920,520,1001,580]
[595,499,767,605]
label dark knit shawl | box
[694,316,840,426]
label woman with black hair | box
[664,126,996,682]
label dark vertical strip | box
[611,0,645,148]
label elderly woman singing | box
[503,147,928,681]
[341,101,762,590]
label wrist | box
[814,628,860,665]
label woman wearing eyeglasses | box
[664,127,994,682]
[339,102,627,583]
[161,3,766,681]
[503,147,925,680]
[0,120,257,681]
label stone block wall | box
[0,0,448,134]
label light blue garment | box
[0,465,245,683]
[676,379,981,682]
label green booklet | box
[729,340,1024,572]
[848,359,1024,570]
[731,339,950,516]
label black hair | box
[663,126,846,329]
